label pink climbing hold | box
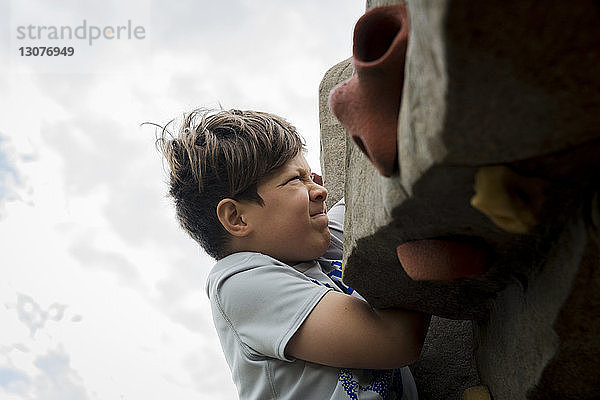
[329,3,409,177]
[396,239,487,281]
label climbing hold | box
[471,165,549,234]
[462,385,492,400]
[328,3,409,177]
[396,239,487,281]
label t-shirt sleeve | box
[213,262,331,361]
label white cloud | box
[68,240,143,288]
[0,346,91,400]
[31,347,91,400]
[0,135,25,218]
[4,294,67,337]
[0,366,31,396]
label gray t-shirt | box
[205,200,418,399]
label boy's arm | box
[285,290,430,369]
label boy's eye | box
[284,171,315,185]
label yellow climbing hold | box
[471,165,548,234]
[462,385,492,400]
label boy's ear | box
[216,198,252,237]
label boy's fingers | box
[311,173,323,186]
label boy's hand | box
[310,172,323,186]
[285,291,430,369]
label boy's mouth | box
[310,208,327,217]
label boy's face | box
[242,152,330,265]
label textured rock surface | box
[319,0,600,398]
[410,317,479,400]
[318,58,352,207]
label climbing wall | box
[319,0,600,399]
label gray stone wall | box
[319,0,600,398]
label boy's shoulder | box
[205,251,331,303]
[206,251,289,296]
[212,251,283,273]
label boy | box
[157,109,429,399]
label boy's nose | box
[310,182,328,202]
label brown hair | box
[155,108,305,259]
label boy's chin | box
[316,233,332,257]
[296,241,331,263]
[288,232,331,263]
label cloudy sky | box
[0,0,364,398]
